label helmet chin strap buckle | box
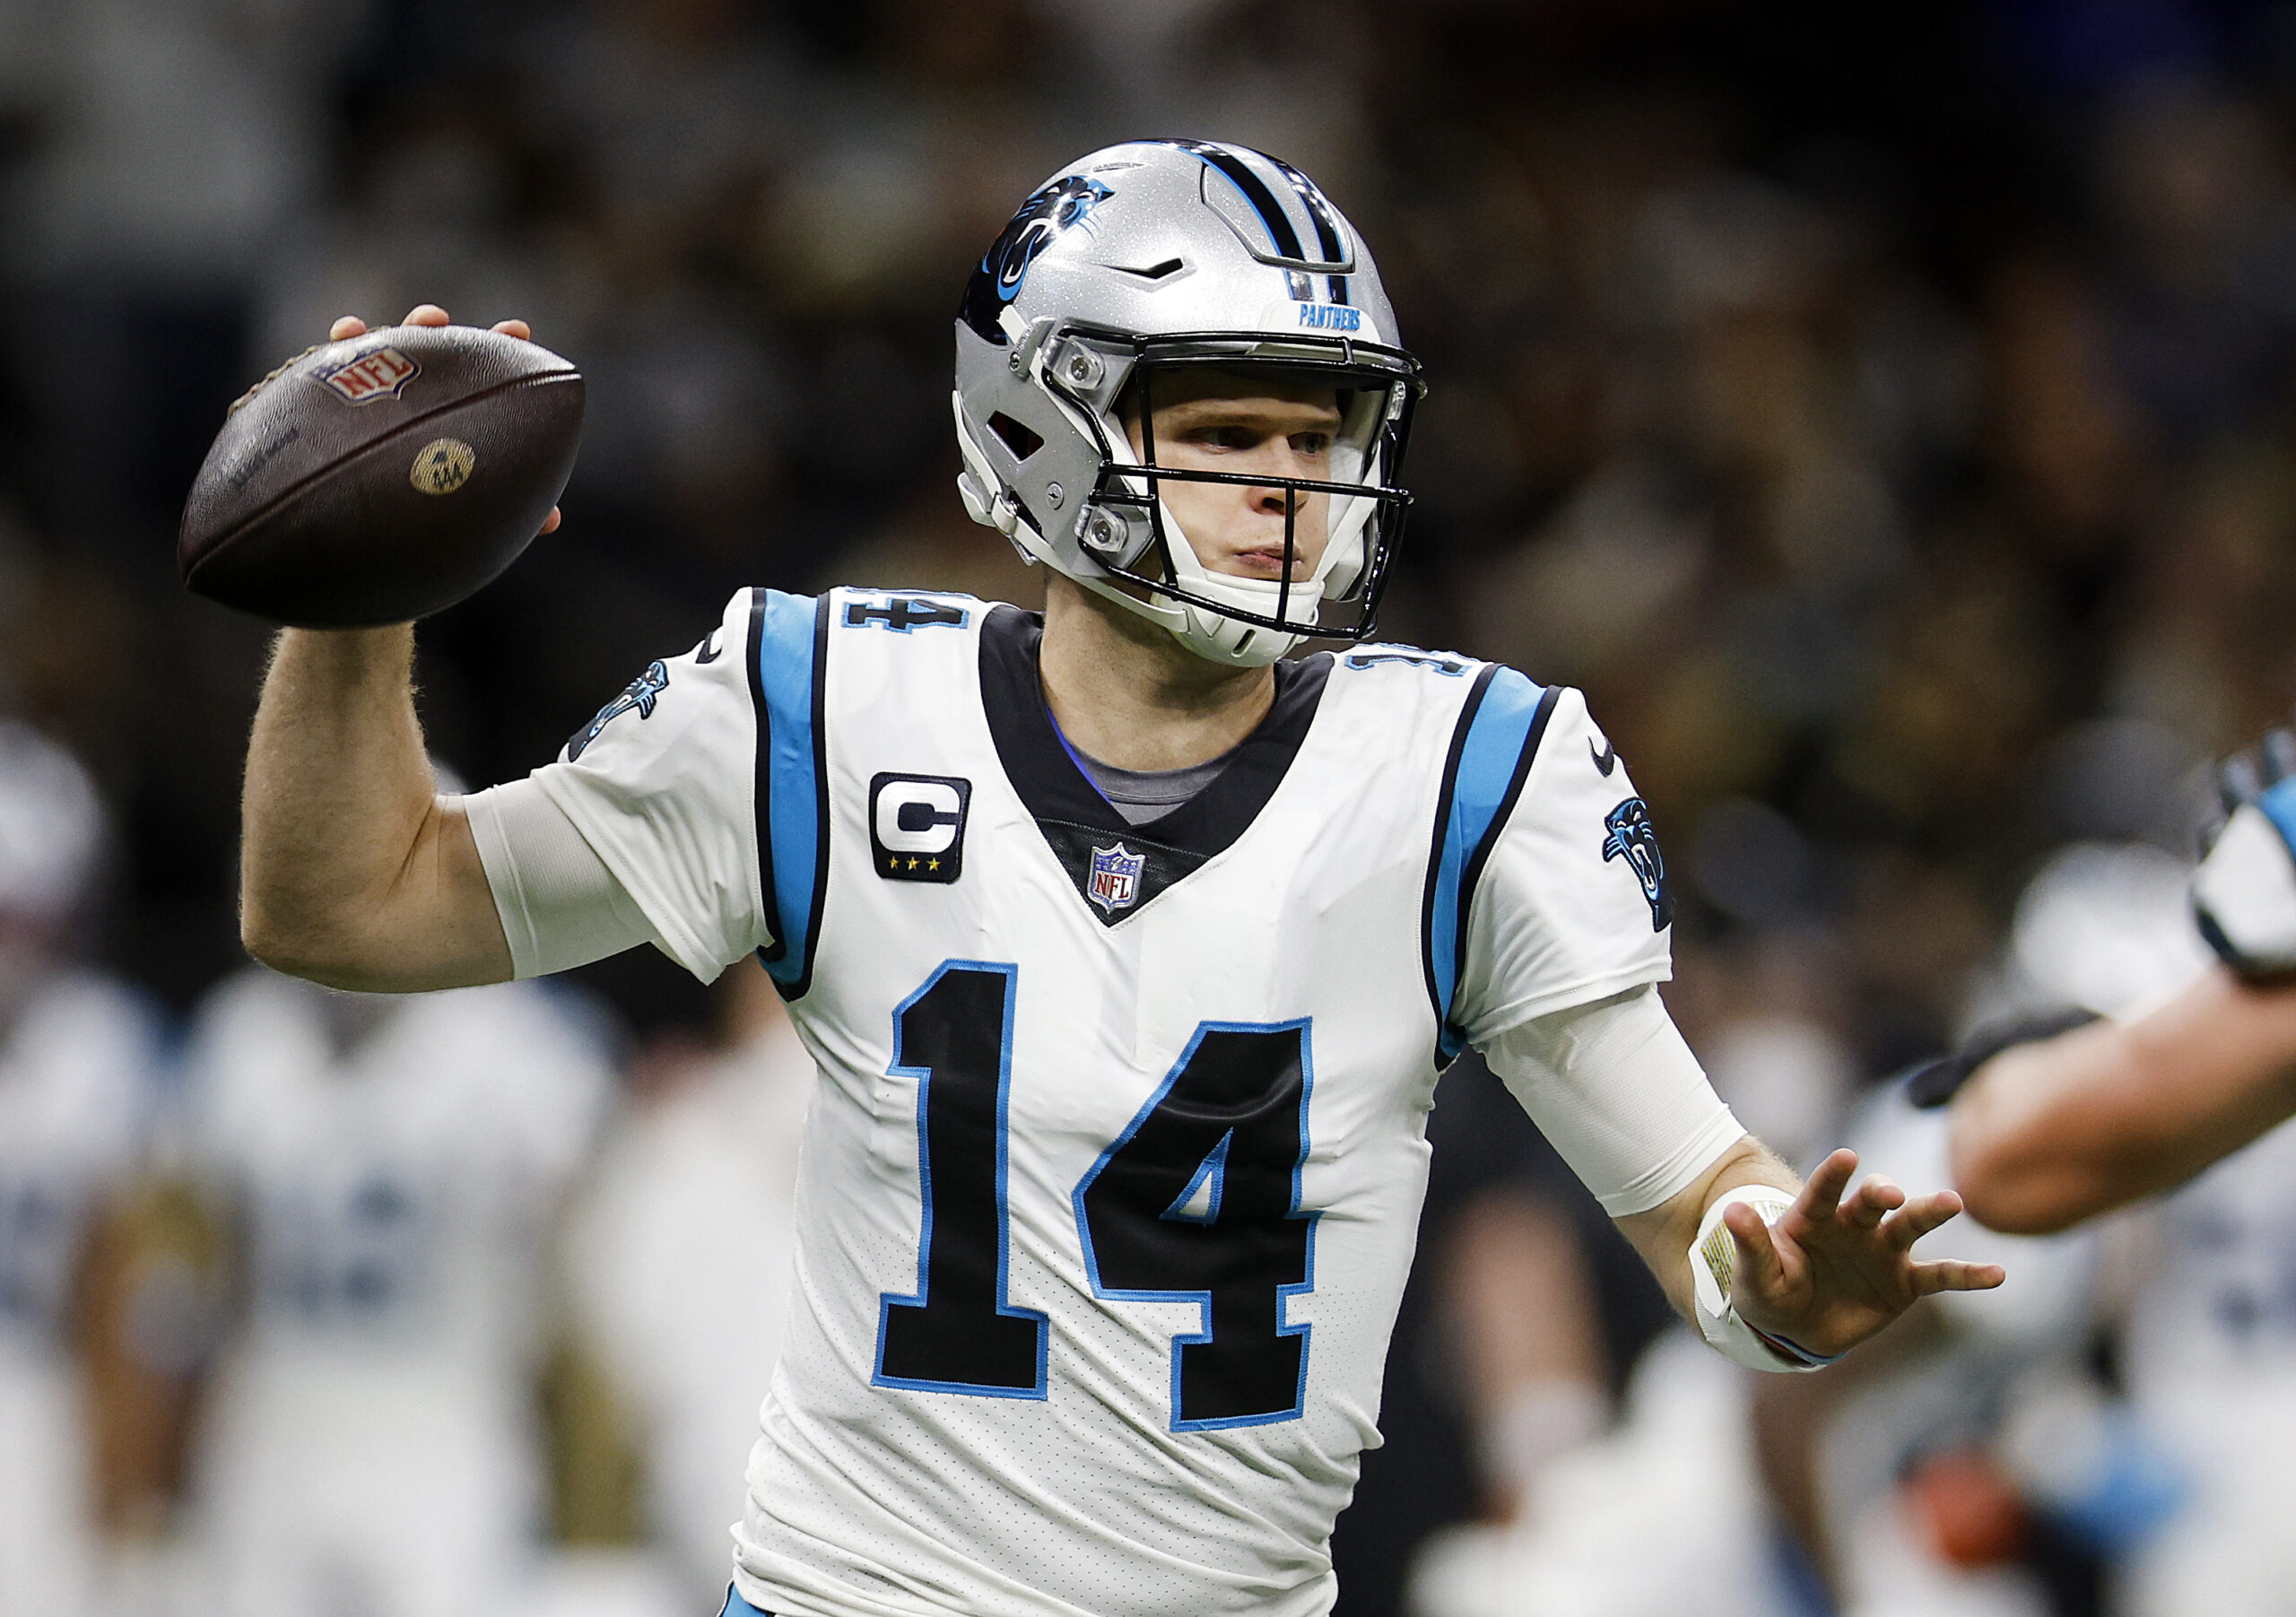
[957,473,1025,540]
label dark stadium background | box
[5,2,2294,1612]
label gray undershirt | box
[1071,748,1234,827]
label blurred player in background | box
[1950,723,2296,1235]
[1413,840,2191,1617]
[1940,723,2296,1614]
[182,962,610,1617]
[234,141,1999,1617]
[565,959,813,1607]
[0,721,159,1617]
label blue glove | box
[2194,726,2296,979]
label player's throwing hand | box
[328,303,562,536]
[1726,1149,2005,1361]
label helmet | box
[952,140,1424,666]
[0,720,102,924]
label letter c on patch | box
[869,772,972,883]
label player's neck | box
[1037,575,1275,772]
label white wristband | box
[1689,1187,1840,1373]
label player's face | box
[1126,369,1344,583]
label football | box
[178,324,584,628]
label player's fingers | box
[491,317,533,341]
[1725,1202,1786,1296]
[540,506,561,536]
[1795,1150,1857,1224]
[1846,1174,1904,1229]
[1883,1189,1965,1249]
[329,316,368,342]
[1909,1258,2005,1295]
[404,303,451,326]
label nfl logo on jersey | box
[1087,843,1144,913]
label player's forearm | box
[1615,1135,1795,1321]
[240,626,511,990]
[1951,968,2296,1233]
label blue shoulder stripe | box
[1422,669,1559,1065]
[749,588,831,998]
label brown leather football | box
[178,324,584,627]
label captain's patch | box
[872,773,971,883]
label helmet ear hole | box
[987,413,1045,460]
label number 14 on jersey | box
[873,961,1320,1430]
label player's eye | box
[1291,431,1332,457]
[1185,424,1259,451]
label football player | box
[0,723,158,1617]
[183,970,610,1617]
[236,141,2000,1617]
[564,962,815,1605]
[1950,723,2296,1234]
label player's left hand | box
[1726,1150,2005,1360]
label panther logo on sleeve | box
[1601,796,1674,931]
[566,660,669,761]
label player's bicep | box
[1450,686,1675,1045]
[461,778,659,978]
[517,590,773,981]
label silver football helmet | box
[953,140,1424,665]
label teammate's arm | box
[1948,717,2296,1233]
[1949,966,2296,1234]
[239,306,556,993]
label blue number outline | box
[872,959,1050,1399]
[1070,1018,1319,1432]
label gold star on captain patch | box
[927,858,940,871]
[906,856,919,870]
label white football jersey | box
[532,587,1676,1617]
[0,973,153,1617]
[186,972,611,1372]
[0,972,155,1357]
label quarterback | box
[238,142,2000,1617]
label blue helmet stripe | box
[1266,154,1351,303]
[1422,670,1558,1065]
[1174,141,1308,261]
[750,589,831,997]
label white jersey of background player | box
[183,970,610,1617]
[565,965,813,1606]
[0,723,156,1617]
[243,140,1996,1617]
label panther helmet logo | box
[959,174,1114,341]
[1601,796,1674,931]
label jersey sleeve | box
[1483,986,1744,1217]
[1447,682,1674,1051]
[518,588,771,982]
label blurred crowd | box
[8,1,2296,1614]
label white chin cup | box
[1077,499,1333,668]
